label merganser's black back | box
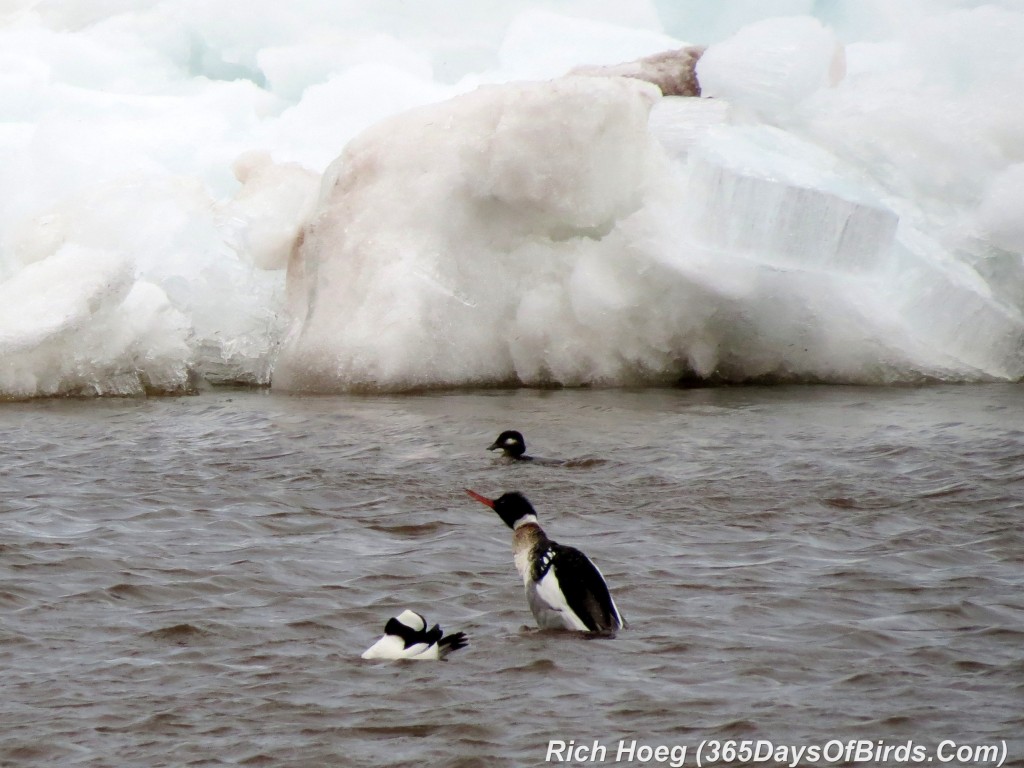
[535,541,621,633]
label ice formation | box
[274,76,664,390]
[0,245,192,397]
[695,16,846,117]
[570,46,705,97]
[1,2,1023,397]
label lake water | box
[1,385,1021,767]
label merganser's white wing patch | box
[532,544,623,632]
[533,564,591,632]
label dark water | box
[1,385,1022,767]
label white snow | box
[273,76,663,391]
[695,16,845,119]
[0,1,1023,397]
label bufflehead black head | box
[465,489,538,529]
[488,430,528,459]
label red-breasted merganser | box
[361,610,468,660]
[465,490,623,634]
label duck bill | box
[464,489,495,509]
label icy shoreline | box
[1,4,1022,397]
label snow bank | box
[274,76,664,391]
[1,3,1023,397]
[0,245,191,398]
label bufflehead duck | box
[361,610,468,660]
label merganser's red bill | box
[464,489,495,508]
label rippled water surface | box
[2,386,1022,767]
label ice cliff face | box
[0,245,193,398]
[3,6,1023,397]
[272,11,1024,392]
[275,76,671,391]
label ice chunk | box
[684,125,898,273]
[257,33,432,103]
[261,63,454,172]
[570,46,706,97]
[647,96,731,161]
[3,3,1024,395]
[696,16,845,118]
[673,123,1024,382]
[6,174,293,389]
[885,230,1024,381]
[974,163,1024,254]
[274,76,662,391]
[219,151,319,271]
[497,8,681,82]
[0,245,192,398]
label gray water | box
[1,385,1022,767]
